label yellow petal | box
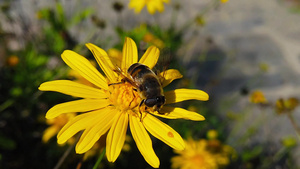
[45,99,111,119]
[75,108,118,154]
[106,112,128,162]
[121,37,138,70]
[85,43,118,82]
[129,0,145,13]
[147,1,164,14]
[160,69,183,87]
[57,109,106,144]
[42,126,58,143]
[139,46,159,69]
[147,2,156,14]
[129,114,160,168]
[39,80,107,99]
[164,89,209,104]
[154,106,205,121]
[143,114,185,150]
[61,50,108,90]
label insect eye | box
[156,96,165,104]
[145,98,157,107]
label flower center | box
[107,82,141,113]
[191,154,205,166]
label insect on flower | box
[111,62,166,120]
[39,37,209,168]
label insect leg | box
[108,81,124,86]
[138,99,145,122]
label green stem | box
[54,141,76,169]
[0,99,14,112]
[54,133,81,169]
[260,146,288,169]
[178,0,219,33]
[287,112,300,138]
[93,147,106,169]
[170,4,178,29]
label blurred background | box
[1,0,300,168]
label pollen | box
[107,82,141,112]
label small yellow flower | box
[275,97,299,114]
[286,98,299,110]
[6,55,19,67]
[172,139,217,169]
[39,37,208,168]
[129,0,170,14]
[281,136,297,148]
[143,32,165,49]
[249,90,267,104]
[259,62,269,72]
[171,138,235,169]
[207,130,218,140]
[220,0,228,3]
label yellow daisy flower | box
[129,0,170,15]
[171,138,235,169]
[249,90,267,104]
[39,37,209,168]
[275,97,299,114]
[171,139,218,169]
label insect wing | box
[86,43,120,82]
[152,47,174,85]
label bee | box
[114,63,166,117]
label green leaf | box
[69,8,94,27]
[55,2,65,25]
[242,146,263,162]
[0,134,16,150]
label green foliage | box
[115,24,148,49]
[37,1,93,54]
[242,146,263,162]
[0,133,16,150]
